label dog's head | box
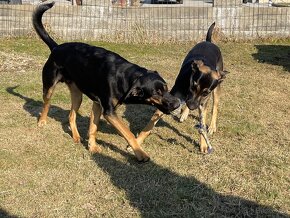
[186,60,228,110]
[126,71,180,114]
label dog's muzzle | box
[186,99,199,110]
[160,94,181,114]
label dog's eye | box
[202,89,211,97]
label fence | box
[0,0,289,42]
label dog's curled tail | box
[205,22,215,43]
[32,1,58,51]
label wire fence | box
[0,0,289,43]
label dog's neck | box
[114,70,145,108]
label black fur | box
[170,22,227,110]
[32,2,180,115]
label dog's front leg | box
[136,109,164,146]
[179,106,189,123]
[198,105,212,153]
[208,85,221,135]
[88,102,103,153]
[104,114,150,162]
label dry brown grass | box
[0,38,289,217]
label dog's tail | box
[32,1,58,51]
[205,22,215,43]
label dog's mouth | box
[146,95,180,114]
[159,98,181,115]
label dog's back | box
[170,23,223,100]
[181,22,223,72]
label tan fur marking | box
[38,74,62,127]
[38,87,55,127]
[68,83,82,143]
[179,106,189,122]
[147,97,162,105]
[199,65,212,74]
[198,104,209,153]
[208,84,221,135]
[104,114,150,161]
[137,109,163,145]
[88,102,102,153]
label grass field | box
[0,38,289,217]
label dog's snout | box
[186,99,199,110]
[171,98,181,110]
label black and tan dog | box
[32,2,180,162]
[137,22,228,153]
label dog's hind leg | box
[88,102,103,153]
[104,114,150,162]
[68,83,83,143]
[208,84,221,135]
[38,63,61,127]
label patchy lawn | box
[0,38,289,217]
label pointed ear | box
[217,70,229,83]
[194,60,204,68]
[130,87,144,97]
[191,60,205,74]
[219,70,229,79]
[147,70,159,75]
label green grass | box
[0,38,289,217]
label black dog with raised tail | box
[32,1,180,162]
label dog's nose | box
[186,100,199,110]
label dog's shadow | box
[7,85,199,152]
[252,45,290,72]
[124,104,200,152]
[0,208,20,218]
[92,143,288,217]
[5,86,117,147]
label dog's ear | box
[194,60,204,67]
[220,70,229,79]
[217,70,229,83]
[147,70,159,75]
[130,87,144,97]
[191,60,204,73]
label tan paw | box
[208,125,216,135]
[135,149,150,162]
[38,119,47,127]
[73,136,82,144]
[89,144,102,154]
[179,113,188,122]
[200,143,208,154]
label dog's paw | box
[171,106,181,117]
[208,125,216,135]
[179,113,188,122]
[200,145,213,154]
[73,136,82,144]
[200,145,209,154]
[37,119,47,127]
[135,150,150,162]
[89,144,102,154]
[126,145,134,153]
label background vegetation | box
[0,38,289,217]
